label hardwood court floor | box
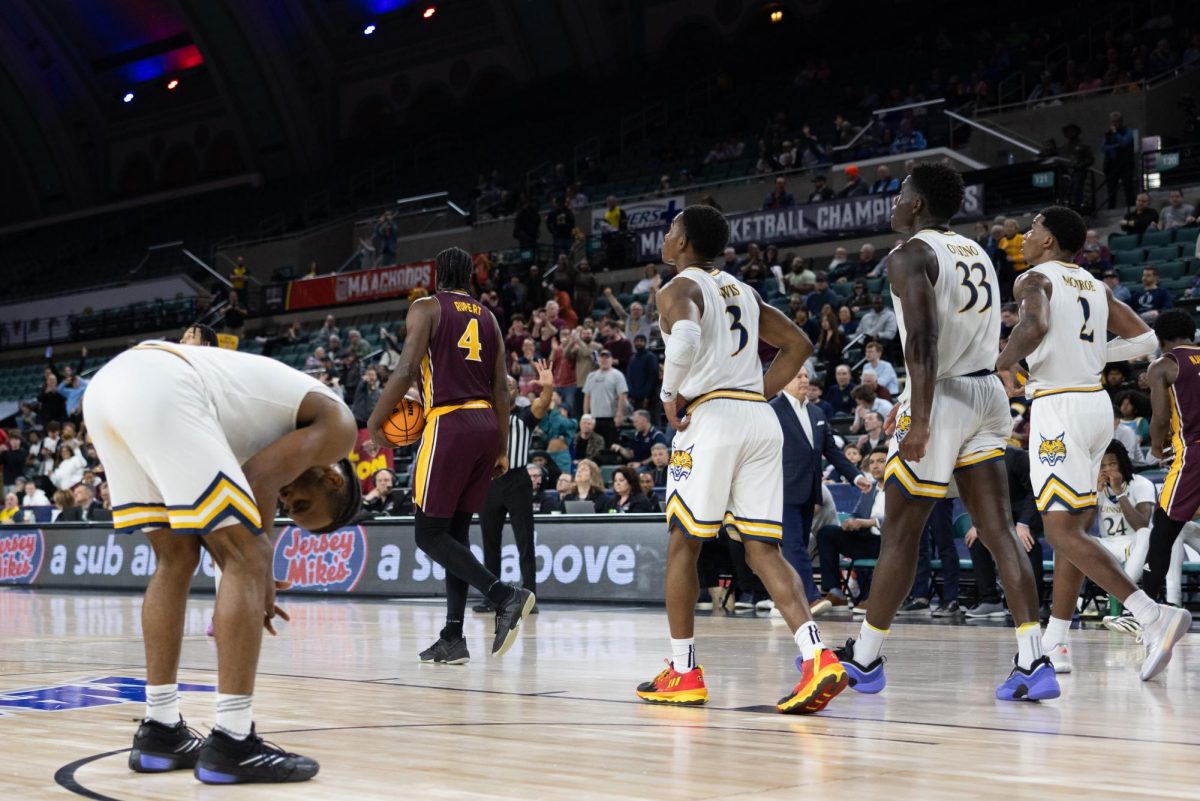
[0,589,1196,801]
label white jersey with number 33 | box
[892,229,1001,397]
[666,267,764,400]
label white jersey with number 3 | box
[892,229,1001,398]
[667,268,764,400]
[1023,260,1108,397]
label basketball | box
[381,396,425,446]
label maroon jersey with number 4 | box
[419,291,500,409]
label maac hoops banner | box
[286,261,435,311]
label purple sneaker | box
[996,655,1060,702]
[832,638,887,694]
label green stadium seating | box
[1157,261,1187,280]
[600,465,619,487]
[1113,249,1145,265]
[1109,233,1140,251]
[1118,265,1145,283]
[1140,229,1174,248]
[1175,227,1200,249]
[1148,245,1183,262]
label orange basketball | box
[381,397,426,446]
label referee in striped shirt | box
[475,359,556,612]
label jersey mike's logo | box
[1038,433,1068,467]
[668,446,694,482]
[894,411,912,442]
[273,525,369,592]
[0,529,44,585]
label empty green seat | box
[1140,229,1173,248]
[1174,227,1200,249]
[1119,265,1146,283]
[1157,261,1187,280]
[1113,249,1145,265]
[1148,245,1183,262]
[1109,233,1140,250]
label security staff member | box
[475,360,555,612]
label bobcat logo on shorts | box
[669,446,694,482]
[1038,433,1067,467]
[894,411,911,442]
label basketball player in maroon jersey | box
[369,247,535,663]
[1140,310,1200,618]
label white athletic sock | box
[145,683,180,725]
[794,621,825,662]
[1042,616,1072,650]
[854,621,888,665]
[670,637,697,671]
[1124,589,1161,627]
[1015,622,1043,670]
[214,693,253,740]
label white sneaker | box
[1046,642,1072,674]
[756,598,775,613]
[809,598,833,617]
[1139,605,1193,681]
[1101,613,1142,640]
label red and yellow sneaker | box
[776,649,848,714]
[635,660,709,706]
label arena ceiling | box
[0,0,829,225]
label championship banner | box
[348,428,395,493]
[592,195,685,235]
[635,185,984,260]
[285,260,435,311]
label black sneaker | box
[128,718,205,773]
[491,585,536,657]
[931,600,961,617]
[897,598,931,615]
[419,636,470,664]
[194,725,319,784]
[472,600,496,613]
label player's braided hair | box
[435,246,474,292]
[908,164,964,221]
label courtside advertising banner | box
[1,519,667,602]
[634,185,984,260]
[285,260,435,311]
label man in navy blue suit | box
[771,367,870,613]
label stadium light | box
[166,79,180,90]
[363,23,377,35]
[770,10,783,23]
[422,5,436,19]
[122,92,135,103]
